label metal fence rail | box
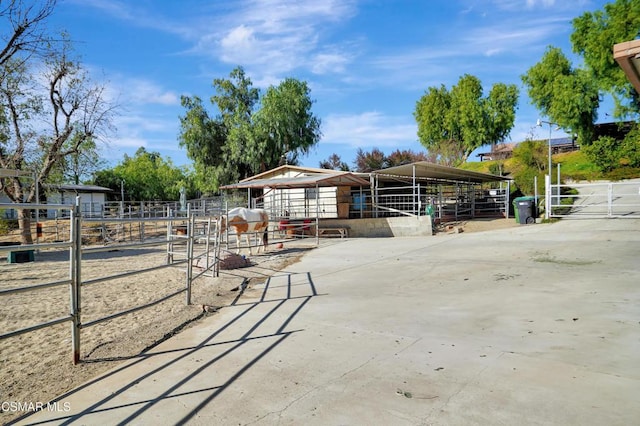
[0,202,80,360]
[0,200,221,365]
[549,180,640,218]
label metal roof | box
[373,161,510,184]
[46,184,113,193]
[0,168,32,178]
[220,172,370,190]
[238,164,343,182]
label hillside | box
[462,150,639,182]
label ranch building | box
[42,184,113,219]
[220,163,511,238]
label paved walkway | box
[15,218,640,425]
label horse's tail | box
[263,227,269,247]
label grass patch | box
[555,151,602,181]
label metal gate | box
[1,200,222,364]
[548,179,640,219]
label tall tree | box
[180,67,257,192]
[386,149,432,167]
[179,66,321,192]
[253,78,321,170]
[178,95,226,193]
[486,83,520,147]
[1,3,115,243]
[319,153,350,171]
[0,0,57,68]
[571,0,640,117]
[521,47,600,145]
[62,137,107,184]
[353,147,386,172]
[414,74,518,165]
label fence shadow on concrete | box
[11,270,321,426]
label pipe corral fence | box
[1,178,509,365]
[0,200,226,365]
[0,198,328,365]
[250,179,509,238]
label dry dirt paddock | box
[0,236,313,424]
[0,218,513,423]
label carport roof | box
[0,168,32,178]
[220,172,370,190]
[373,161,509,184]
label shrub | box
[584,128,640,173]
[0,216,19,236]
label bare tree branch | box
[0,0,57,66]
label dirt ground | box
[0,217,515,423]
[439,217,520,234]
[0,236,312,424]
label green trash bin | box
[513,196,537,224]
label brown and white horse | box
[219,207,269,255]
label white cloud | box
[197,0,358,76]
[525,0,557,8]
[66,0,193,38]
[322,112,417,148]
[113,77,179,106]
[70,0,359,81]
[462,16,569,55]
[108,108,180,155]
[364,8,574,90]
[220,25,257,55]
[311,52,350,75]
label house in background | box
[476,143,518,161]
[477,137,581,162]
[43,184,113,218]
[1,183,112,219]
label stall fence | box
[0,200,221,364]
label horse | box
[219,207,269,255]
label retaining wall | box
[318,216,432,238]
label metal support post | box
[70,197,82,364]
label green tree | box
[414,74,518,165]
[178,95,226,194]
[571,0,640,117]
[582,136,622,172]
[522,47,599,145]
[179,66,321,193]
[179,67,258,193]
[486,83,520,146]
[91,168,122,198]
[109,148,191,201]
[92,148,194,201]
[511,139,548,195]
[583,125,640,172]
[253,78,321,170]
[319,153,350,171]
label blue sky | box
[50,0,612,169]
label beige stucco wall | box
[317,216,432,238]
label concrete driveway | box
[16,218,640,425]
